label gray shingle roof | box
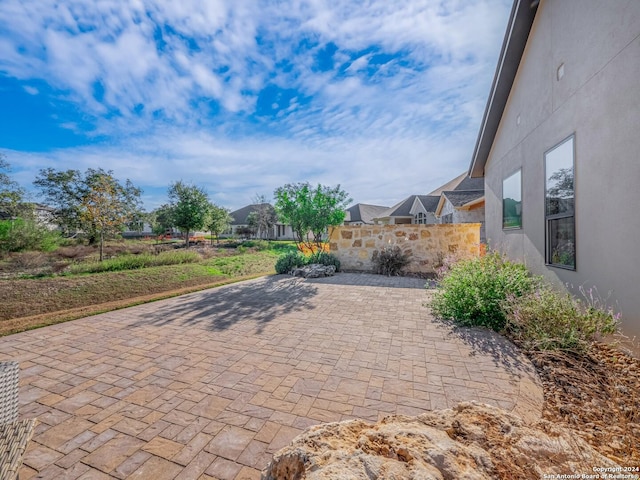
[379,196,417,218]
[345,203,389,224]
[442,190,485,207]
[417,195,440,213]
[230,203,274,225]
[376,194,442,219]
[454,176,485,192]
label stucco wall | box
[329,224,481,274]
[483,0,640,337]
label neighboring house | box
[373,175,484,232]
[0,203,57,230]
[229,203,295,240]
[434,175,486,242]
[344,203,389,225]
[373,195,440,225]
[122,222,154,238]
[468,0,640,337]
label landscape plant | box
[275,251,307,274]
[167,181,210,248]
[274,250,341,274]
[372,246,411,276]
[502,285,619,351]
[34,167,142,259]
[207,204,233,245]
[0,218,61,253]
[429,251,537,331]
[274,182,351,252]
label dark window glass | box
[548,217,575,268]
[545,136,575,269]
[503,170,522,229]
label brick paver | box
[1,273,543,479]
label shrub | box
[429,251,537,331]
[503,285,620,351]
[0,218,61,252]
[308,252,341,272]
[275,251,307,274]
[68,250,200,274]
[372,246,411,276]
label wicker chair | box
[1,361,37,480]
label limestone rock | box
[262,402,620,480]
[291,264,336,278]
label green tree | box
[0,154,25,218]
[207,204,232,245]
[167,181,210,248]
[274,183,350,251]
[34,168,142,253]
[80,172,142,260]
[148,204,175,239]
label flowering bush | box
[503,285,620,351]
[297,242,329,256]
[429,251,538,331]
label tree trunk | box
[99,231,104,262]
[185,229,190,248]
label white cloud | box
[0,0,512,209]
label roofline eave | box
[468,0,538,178]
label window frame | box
[502,168,523,230]
[544,134,576,270]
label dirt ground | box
[528,341,640,464]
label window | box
[441,213,453,224]
[502,170,522,229]
[414,212,426,224]
[545,136,575,269]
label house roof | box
[229,203,273,225]
[443,190,485,207]
[377,196,416,218]
[453,176,484,192]
[417,195,440,213]
[345,203,389,224]
[435,190,485,217]
[375,194,441,220]
[468,0,539,178]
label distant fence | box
[329,224,481,274]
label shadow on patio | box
[134,275,318,334]
[433,316,536,374]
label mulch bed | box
[526,342,640,464]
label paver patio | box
[1,273,543,479]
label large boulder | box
[262,402,620,479]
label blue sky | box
[0,0,510,211]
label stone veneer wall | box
[329,224,481,274]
